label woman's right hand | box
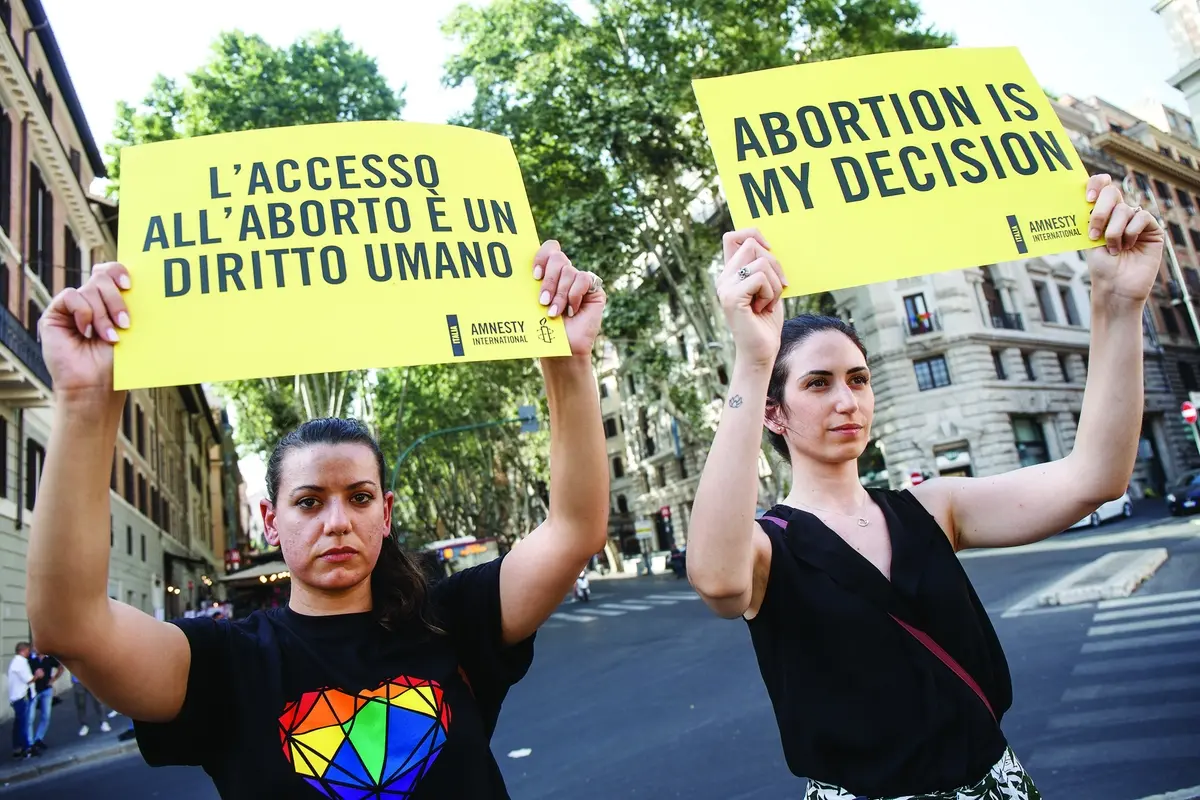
[39,262,131,400]
[715,228,787,368]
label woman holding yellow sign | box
[686,173,1162,800]
[25,240,608,799]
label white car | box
[1067,491,1133,530]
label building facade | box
[0,0,242,660]
[1068,94,1200,487]
[1157,0,1200,129]
[831,97,1199,496]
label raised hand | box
[1085,173,1165,304]
[716,228,788,368]
[39,262,131,399]
[534,240,606,357]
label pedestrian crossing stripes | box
[549,590,700,625]
[1027,588,1200,776]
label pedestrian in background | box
[26,647,62,753]
[686,174,1162,799]
[72,675,112,737]
[7,642,41,759]
[24,239,609,798]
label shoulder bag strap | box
[888,614,996,722]
[757,514,997,723]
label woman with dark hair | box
[686,173,1163,800]
[25,239,609,799]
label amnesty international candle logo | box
[692,47,1095,296]
[536,318,554,345]
[113,121,571,390]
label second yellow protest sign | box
[693,47,1096,296]
[114,121,570,390]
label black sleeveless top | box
[747,489,1011,797]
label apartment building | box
[600,350,711,559]
[0,1,240,658]
[832,98,1197,495]
[1066,95,1200,485]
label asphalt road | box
[7,505,1200,800]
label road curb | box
[0,739,138,787]
[1037,547,1169,606]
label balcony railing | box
[990,311,1025,331]
[1074,142,1126,178]
[0,304,52,388]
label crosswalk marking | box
[1098,588,1200,609]
[1071,648,1200,675]
[1028,572,1200,775]
[1062,674,1200,701]
[1081,628,1200,653]
[574,607,627,616]
[1088,613,1200,636]
[548,587,710,627]
[1093,599,1200,622]
[1047,700,1200,729]
[1029,734,1200,769]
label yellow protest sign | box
[693,47,1095,296]
[113,121,570,390]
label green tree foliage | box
[106,30,403,190]
[373,362,548,547]
[444,0,953,423]
[106,29,404,458]
[445,0,953,497]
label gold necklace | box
[795,494,871,527]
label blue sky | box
[44,0,1190,158]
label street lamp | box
[388,404,540,495]
[1122,175,1200,341]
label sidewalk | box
[0,688,137,788]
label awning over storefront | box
[219,560,290,585]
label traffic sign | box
[1183,401,1197,425]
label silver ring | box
[1130,205,1143,215]
[737,267,751,281]
[586,274,603,294]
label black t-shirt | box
[134,556,533,799]
[32,655,59,694]
[748,490,1011,797]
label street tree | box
[372,361,549,548]
[444,0,953,497]
[106,29,404,456]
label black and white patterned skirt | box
[804,747,1042,800]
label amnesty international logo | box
[445,315,465,358]
[537,318,555,345]
[1006,214,1028,255]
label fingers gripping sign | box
[718,228,790,368]
[532,239,606,357]
[40,262,133,396]
[1083,173,1165,304]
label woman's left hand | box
[1085,173,1165,305]
[534,239,606,356]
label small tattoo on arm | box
[728,394,744,409]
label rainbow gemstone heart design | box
[278,676,451,799]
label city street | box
[5,505,1200,799]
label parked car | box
[1166,469,1200,515]
[1067,491,1133,530]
